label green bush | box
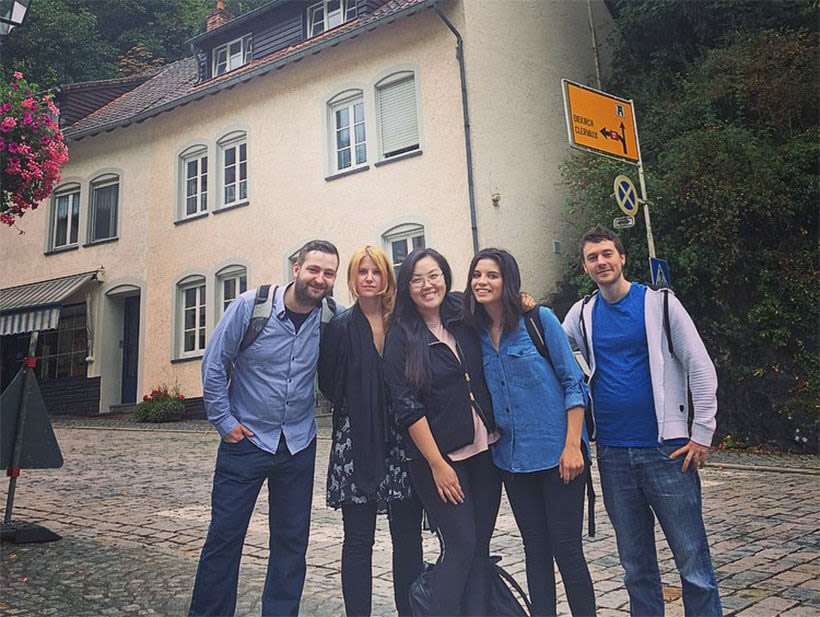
[135,383,185,423]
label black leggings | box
[410,450,502,616]
[503,466,596,616]
[340,496,424,616]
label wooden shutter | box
[378,76,419,157]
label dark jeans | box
[597,445,722,617]
[188,435,316,617]
[340,496,424,616]
[409,450,502,617]
[503,466,596,617]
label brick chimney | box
[206,0,233,32]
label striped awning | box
[0,270,101,336]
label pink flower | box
[1,117,17,131]
[22,112,33,126]
[21,98,37,110]
[0,103,10,113]
[7,142,18,153]
[13,71,23,79]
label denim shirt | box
[480,307,587,473]
[201,283,320,455]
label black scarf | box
[344,305,388,494]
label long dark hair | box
[463,248,522,334]
[394,248,453,391]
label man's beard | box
[293,275,328,307]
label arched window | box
[178,143,209,220]
[217,131,248,209]
[215,264,247,317]
[382,223,426,269]
[89,173,120,242]
[328,89,367,173]
[49,182,81,250]
[176,274,207,356]
[375,71,419,159]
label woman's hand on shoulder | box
[520,292,536,313]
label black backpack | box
[238,284,338,352]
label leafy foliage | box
[562,3,819,450]
[136,383,186,423]
[1,0,272,89]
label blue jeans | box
[596,445,721,617]
[189,435,316,617]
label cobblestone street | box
[1,420,819,617]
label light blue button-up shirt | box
[480,307,588,473]
[201,283,320,455]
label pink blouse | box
[426,320,499,461]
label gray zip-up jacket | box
[562,286,718,447]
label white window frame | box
[218,132,249,209]
[216,266,248,318]
[330,94,367,172]
[213,34,253,77]
[179,147,209,219]
[88,174,120,243]
[383,223,426,269]
[376,71,421,160]
[307,0,357,38]
[178,276,207,357]
[50,184,81,250]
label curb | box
[707,462,820,476]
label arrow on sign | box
[601,123,628,154]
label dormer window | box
[308,0,357,38]
[213,34,252,77]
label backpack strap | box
[578,291,597,361]
[523,307,552,367]
[239,285,277,352]
[662,288,675,359]
[491,556,533,615]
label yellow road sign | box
[562,79,640,164]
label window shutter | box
[378,77,418,157]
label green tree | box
[562,4,819,451]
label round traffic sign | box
[613,175,639,216]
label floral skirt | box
[326,410,413,511]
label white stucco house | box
[0,0,612,415]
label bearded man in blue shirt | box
[563,226,722,617]
[189,240,340,617]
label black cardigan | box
[383,292,495,461]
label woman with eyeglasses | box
[318,246,424,617]
[463,248,595,617]
[383,247,501,617]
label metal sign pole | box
[631,107,656,262]
[3,331,37,525]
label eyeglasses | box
[409,270,443,289]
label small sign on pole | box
[613,175,639,216]
[613,216,635,230]
[650,257,671,288]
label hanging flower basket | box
[1,72,69,226]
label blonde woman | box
[318,246,423,617]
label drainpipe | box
[435,6,479,256]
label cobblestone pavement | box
[1,421,818,617]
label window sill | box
[174,212,209,226]
[213,200,250,215]
[83,236,119,248]
[325,165,369,182]
[44,244,80,256]
[171,353,204,364]
[374,149,423,167]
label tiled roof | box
[64,0,440,141]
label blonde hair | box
[347,245,396,324]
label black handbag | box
[409,555,531,616]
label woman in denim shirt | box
[463,248,596,617]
